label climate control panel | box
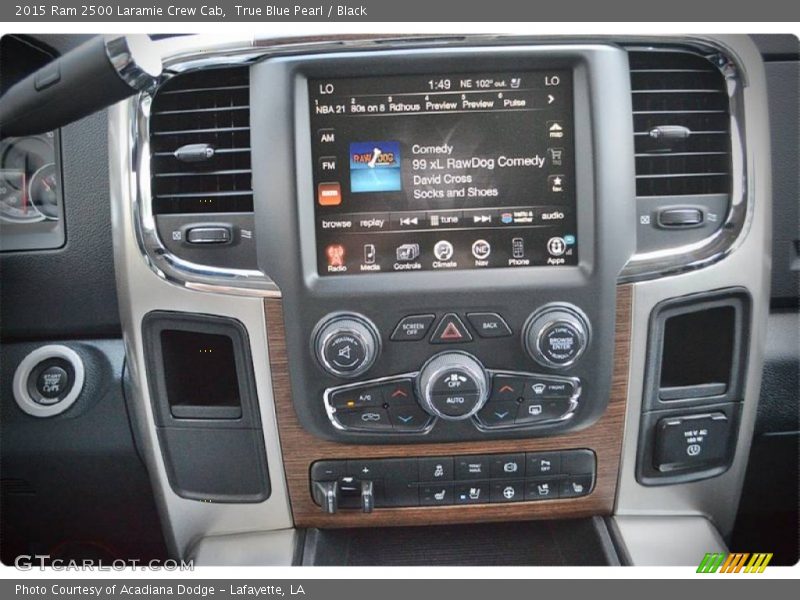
[324,365,580,434]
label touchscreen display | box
[309,70,577,276]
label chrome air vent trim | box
[130,47,280,297]
[619,42,750,282]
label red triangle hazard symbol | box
[440,322,464,340]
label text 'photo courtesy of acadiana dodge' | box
[310,71,578,275]
[15,584,308,597]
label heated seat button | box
[654,412,730,472]
[334,407,393,431]
[526,478,561,501]
[421,483,454,506]
[466,313,512,338]
[559,475,593,498]
[455,481,490,504]
[391,315,435,341]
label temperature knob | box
[417,352,489,420]
[314,313,380,378]
[523,304,590,369]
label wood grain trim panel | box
[266,284,631,528]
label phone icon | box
[512,237,525,258]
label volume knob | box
[314,313,380,378]
[417,352,489,421]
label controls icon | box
[472,239,491,260]
[547,237,566,257]
[434,240,454,261]
[396,243,420,262]
[326,244,346,267]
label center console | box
[251,45,634,521]
[109,34,771,561]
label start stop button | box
[12,345,85,418]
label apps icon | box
[472,239,491,260]
[433,240,454,261]
[396,243,420,262]
[547,237,566,257]
[326,244,346,267]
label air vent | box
[149,67,253,214]
[629,51,732,197]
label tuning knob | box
[313,313,380,378]
[417,351,489,421]
[523,304,590,369]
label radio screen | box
[309,70,577,276]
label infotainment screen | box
[309,70,577,276]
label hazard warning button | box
[430,313,473,344]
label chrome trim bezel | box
[619,41,751,282]
[126,35,752,296]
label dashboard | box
[3,32,792,567]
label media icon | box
[325,244,345,267]
[472,239,491,260]
[512,237,525,258]
[396,243,420,262]
[363,243,376,264]
[433,240,454,261]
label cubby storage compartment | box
[143,312,270,502]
